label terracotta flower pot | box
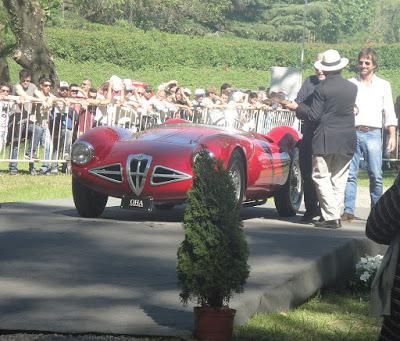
[193,306,236,341]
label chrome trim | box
[89,163,123,183]
[126,154,152,196]
[150,165,192,186]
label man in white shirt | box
[342,48,398,221]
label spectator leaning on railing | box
[9,69,47,176]
[81,79,92,98]
[49,80,78,174]
[173,87,192,119]
[32,76,56,175]
[0,82,12,152]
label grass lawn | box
[0,171,72,202]
[0,168,397,203]
[358,169,398,188]
[234,289,382,341]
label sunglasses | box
[70,89,79,93]
[358,60,372,66]
[42,83,52,87]
[0,88,10,92]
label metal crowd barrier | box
[0,99,398,172]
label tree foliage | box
[371,0,400,43]
[74,0,231,34]
[67,0,400,44]
[176,149,249,308]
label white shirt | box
[349,74,397,128]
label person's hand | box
[386,135,397,153]
[284,101,298,111]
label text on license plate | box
[121,196,153,212]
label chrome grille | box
[89,163,123,183]
[150,165,192,186]
[126,154,152,196]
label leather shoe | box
[341,212,355,222]
[301,209,320,222]
[314,219,342,229]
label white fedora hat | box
[314,49,349,71]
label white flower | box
[353,254,383,288]
[360,272,370,282]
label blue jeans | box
[9,123,51,172]
[344,129,383,214]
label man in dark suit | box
[294,53,324,222]
[285,49,357,228]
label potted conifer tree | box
[177,149,250,341]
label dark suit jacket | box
[295,75,320,144]
[296,73,357,156]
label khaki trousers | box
[312,154,352,221]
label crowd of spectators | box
[1,68,399,177]
[0,71,289,176]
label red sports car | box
[71,120,303,217]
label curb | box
[234,236,386,325]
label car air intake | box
[127,154,152,196]
[150,166,192,185]
[89,163,123,183]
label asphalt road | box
[0,191,383,340]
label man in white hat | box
[286,49,357,229]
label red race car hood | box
[132,123,231,145]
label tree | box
[0,23,10,82]
[372,0,400,43]
[73,0,232,34]
[177,150,249,308]
[1,0,58,84]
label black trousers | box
[299,130,319,214]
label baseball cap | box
[194,88,205,96]
[123,79,134,91]
[59,81,69,88]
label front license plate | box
[121,196,153,212]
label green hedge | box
[45,26,400,72]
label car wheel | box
[274,146,303,217]
[155,203,175,210]
[72,177,108,218]
[228,150,245,204]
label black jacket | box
[296,73,357,156]
[295,75,320,143]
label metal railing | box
[1,98,398,172]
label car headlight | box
[71,141,94,165]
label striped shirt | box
[366,173,400,340]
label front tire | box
[228,150,245,204]
[274,146,303,217]
[72,177,108,217]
